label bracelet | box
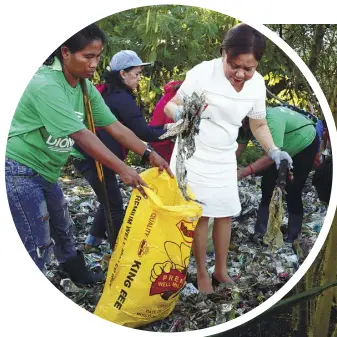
[248,165,254,176]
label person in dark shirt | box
[73,50,171,250]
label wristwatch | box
[142,147,152,162]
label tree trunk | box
[308,25,330,75]
[330,85,337,121]
[313,213,337,337]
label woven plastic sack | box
[94,168,202,328]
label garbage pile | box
[44,167,327,331]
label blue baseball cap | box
[109,50,152,71]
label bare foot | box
[213,272,235,284]
[197,273,214,294]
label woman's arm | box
[102,121,174,177]
[249,118,293,169]
[112,93,167,142]
[164,94,184,121]
[249,118,276,152]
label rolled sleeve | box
[247,83,267,120]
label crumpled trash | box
[60,278,80,293]
[87,216,94,224]
[84,253,105,270]
[50,165,327,331]
[181,283,199,296]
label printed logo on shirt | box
[40,110,83,153]
[74,111,84,122]
[46,135,75,153]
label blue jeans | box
[5,157,77,272]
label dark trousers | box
[256,134,319,239]
[73,157,125,241]
[260,134,319,213]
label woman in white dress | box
[164,23,292,293]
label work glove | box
[173,105,184,122]
[268,147,293,170]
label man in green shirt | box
[237,106,319,243]
[6,23,172,285]
[7,57,116,183]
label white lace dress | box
[169,58,266,217]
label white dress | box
[170,58,266,217]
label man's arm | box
[236,143,248,158]
[102,121,174,177]
[237,155,274,180]
[70,129,147,190]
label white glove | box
[268,147,293,169]
[173,105,184,122]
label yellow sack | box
[94,168,202,328]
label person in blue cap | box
[72,50,171,251]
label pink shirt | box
[149,81,183,162]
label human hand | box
[237,168,247,180]
[118,165,148,198]
[148,151,174,178]
[268,148,293,169]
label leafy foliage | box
[90,8,336,167]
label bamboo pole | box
[312,214,337,337]
[80,79,116,249]
[307,246,326,337]
[291,283,301,333]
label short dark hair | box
[220,23,266,62]
[44,23,107,65]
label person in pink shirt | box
[149,80,183,162]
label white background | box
[1,1,336,336]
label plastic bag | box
[94,168,202,328]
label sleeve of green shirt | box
[35,83,86,138]
[88,80,117,126]
[267,114,286,149]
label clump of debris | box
[44,165,327,332]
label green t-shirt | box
[266,106,316,157]
[6,58,116,183]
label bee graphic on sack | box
[137,239,149,257]
[149,241,191,300]
[176,220,196,244]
